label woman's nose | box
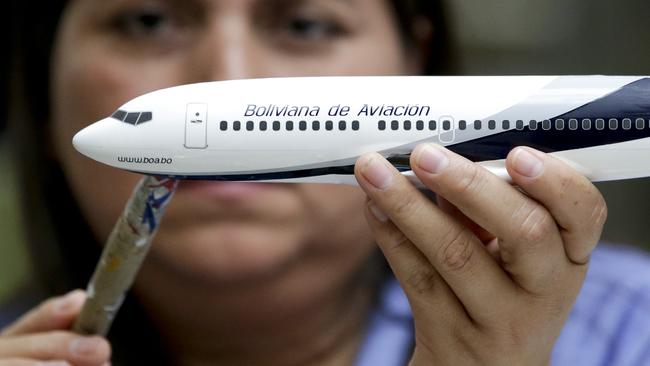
[191,13,264,82]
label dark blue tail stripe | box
[448,77,650,161]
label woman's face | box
[51,0,412,287]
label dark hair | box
[390,0,455,75]
[9,0,86,293]
[8,0,453,363]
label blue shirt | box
[1,243,648,365]
[356,243,650,366]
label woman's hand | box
[354,145,607,366]
[0,290,111,366]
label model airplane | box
[73,76,650,186]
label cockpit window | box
[125,112,140,124]
[138,112,153,124]
[111,109,153,125]
[112,110,127,121]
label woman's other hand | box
[0,290,111,366]
[355,145,607,365]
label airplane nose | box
[72,118,115,160]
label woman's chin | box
[145,222,307,288]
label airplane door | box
[185,103,208,149]
[438,116,455,144]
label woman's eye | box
[285,15,345,41]
[112,9,174,39]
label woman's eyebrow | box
[328,0,359,7]
[268,0,359,8]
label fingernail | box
[361,155,393,189]
[37,362,70,366]
[513,148,544,178]
[417,145,449,174]
[70,337,102,357]
[53,290,83,315]
[368,201,388,222]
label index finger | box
[1,291,85,337]
[410,144,566,293]
[355,153,516,323]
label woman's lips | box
[178,181,278,201]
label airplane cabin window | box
[542,119,551,130]
[137,112,152,124]
[609,118,618,130]
[392,120,399,131]
[125,112,140,125]
[443,120,451,130]
[247,121,254,131]
[326,121,334,131]
[474,120,482,130]
[529,120,538,131]
[582,119,592,130]
[233,121,241,131]
[416,120,424,130]
[299,121,307,131]
[636,118,645,129]
[286,121,294,131]
[459,120,467,130]
[555,119,565,130]
[220,121,228,131]
[378,120,386,131]
[273,121,281,131]
[568,119,578,131]
[112,110,128,121]
[313,121,321,131]
[622,118,632,130]
[260,121,268,131]
[502,120,510,130]
[516,120,524,130]
[488,120,496,130]
[595,119,605,130]
[352,121,360,131]
[339,121,347,131]
[429,120,437,131]
[404,120,412,131]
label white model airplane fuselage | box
[73,76,650,186]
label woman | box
[3,0,650,365]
